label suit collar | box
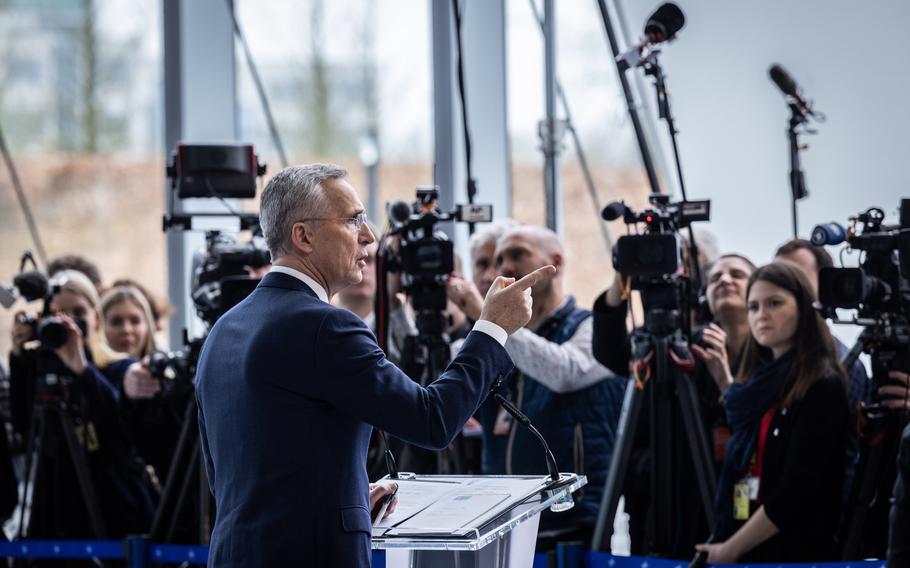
[258,271,323,302]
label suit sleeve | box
[311,308,513,450]
[762,378,849,533]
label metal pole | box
[594,0,662,195]
[542,0,563,235]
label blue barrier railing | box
[0,540,889,567]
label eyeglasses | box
[299,213,368,232]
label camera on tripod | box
[812,200,910,315]
[164,142,270,328]
[602,194,710,333]
[386,186,492,314]
[190,231,270,326]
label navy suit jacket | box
[196,272,513,567]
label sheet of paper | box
[393,491,511,533]
[373,479,465,530]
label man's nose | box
[360,222,376,244]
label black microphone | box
[494,393,560,482]
[768,64,818,117]
[601,201,629,222]
[644,2,685,42]
[617,3,686,70]
[387,200,412,225]
[12,270,49,302]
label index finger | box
[510,265,556,292]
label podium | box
[371,473,586,568]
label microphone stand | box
[787,102,810,238]
[642,53,705,295]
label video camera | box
[812,200,910,316]
[811,199,910,415]
[164,143,269,328]
[601,194,710,334]
[386,187,491,314]
[190,232,270,326]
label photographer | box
[449,225,624,549]
[590,253,756,555]
[8,270,156,538]
[102,284,189,484]
[697,262,849,563]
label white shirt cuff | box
[472,320,508,347]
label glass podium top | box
[371,473,587,551]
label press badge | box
[733,476,759,520]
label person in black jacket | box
[696,261,849,563]
[590,253,755,555]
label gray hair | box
[259,164,347,257]
[468,218,519,261]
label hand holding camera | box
[124,359,162,400]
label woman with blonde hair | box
[7,269,156,538]
[50,269,129,369]
[101,285,158,359]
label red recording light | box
[646,215,653,223]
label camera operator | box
[696,262,849,563]
[7,270,156,538]
[101,284,189,484]
[448,224,624,550]
[590,252,756,555]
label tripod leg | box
[17,405,46,538]
[675,371,717,528]
[591,377,644,551]
[57,408,108,539]
[166,439,200,543]
[650,340,674,554]
[150,399,198,540]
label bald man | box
[449,225,625,548]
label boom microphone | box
[768,64,818,117]
[387,200,412,225]
[616,3,686,70]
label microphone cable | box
[451,0,478,234]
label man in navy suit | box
[195,163,553,567]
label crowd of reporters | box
[0,225,908,565]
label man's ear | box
[290,221,317,254]
[550,252,564,271]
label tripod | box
[397,309,462,474]
[839,326,910,559]
[149,394,212,544]
[592,306,717,556]
[17,352,107,563]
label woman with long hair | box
[8,269,156,539]
[696,261,849,562]
[101,285,158,359]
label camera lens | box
[36,316,68,349]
